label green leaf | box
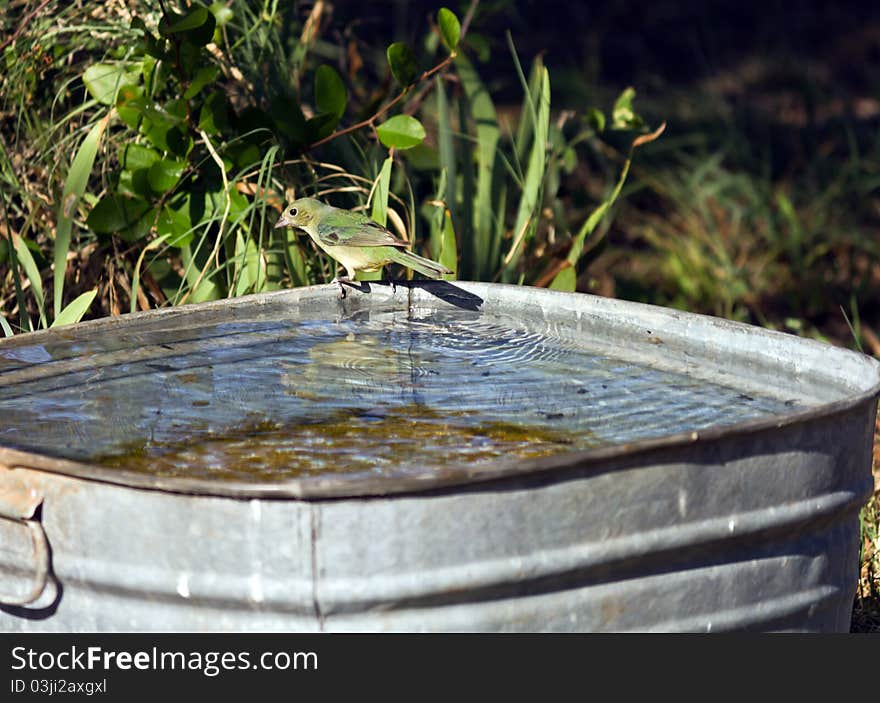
[162,7,209,34]
[585,107,606,132]
[118,92,191,154]
[183,64,219,99]
[54,113,111,317]
[549,266,576,292]
[266,102,308,146]
[402,143,439,170]
[177,42,202,77]
[147,158,186,193]
[51,289,97,328]
[156,201,194,247]
[83,63,140,105]
[117,165,151,200]
[116,86,148,129]
[306,113,338,143]
[387,42,419,86]
[118,207,156,243]
[562,146,578,174]
[612,87,643,130]
[209,2,234,27]
[198,91,229,135]
[314,64,347,120]
[202,185,248,222]
[118,143,160,171]
[86,195,151,233]
[159,6,216,45]
[438,8,461,51]
[228,142,261,169]
[165,126,193,157]
[143,32,168,60]
[467,32,491,62]
[165,97,189,120]
[0,314,13,337]
[133,17,167,60]
[376,115,426,150]
[228,186,250,220]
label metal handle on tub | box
[0,466,51,606]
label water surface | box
[0,308,801,481]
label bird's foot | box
[331,276,353,299]
[379,274,398,294]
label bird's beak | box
[274,214,289,229]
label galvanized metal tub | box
[0,281,877,632]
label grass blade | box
[283,228,310,287]
[179,241,222,303]
[11,233,47,328]
[0,314,13,337]
[232,230,266,296]
[551,122,666,291]
[503,66,551,282]
[130,232,171,314]
[456,97,475,277]
[2,195,32,332]
[438,207,458,280]
[510,39,544,170]
[429,168,448,260]
[359,156,392,281]
[50,288,97,328]
[54,111,112,318]
[456,53,500,279]
[369,157,393,226]
[436,76,458,229]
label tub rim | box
[0,281,877,500]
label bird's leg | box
[330,266,358,299]
[330,276,350,298]
[383,267,397,294]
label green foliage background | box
[0,0,877,629]
[0,0,656,330]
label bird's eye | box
[289,208,297,217]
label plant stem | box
[305,52,458,152]
[0,0,53,53]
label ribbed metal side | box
[0,282,877,631]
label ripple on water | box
[0,310,803,481]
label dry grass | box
[851,414,880,632]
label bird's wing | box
[315,214,408,248]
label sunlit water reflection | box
[0,308,802,481]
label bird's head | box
[274,197,322,230]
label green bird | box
[274,198,451,290]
